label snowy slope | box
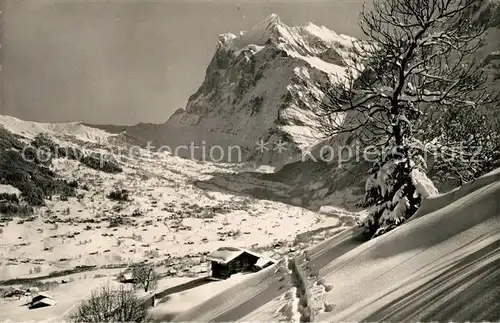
[0,115,149,152]
[316,170,500,321]
[0,115,114,144]
[236,168,500,322]
[116,14,355,167]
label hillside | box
[315,168,500,321]
[170,168,500,322]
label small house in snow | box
[28,292,56,309]
[207,247,269,279]
[119,272,136,284]
[253,257,276,271]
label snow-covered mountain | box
[0,115,148,150]
[105,14,354,166]
[465,0,500,101]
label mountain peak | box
[228,12,287,48]
[260,13,283,29]
[215,14,356,57]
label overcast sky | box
[3,0,365,125]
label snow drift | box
[316,169,500,321]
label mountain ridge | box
[90,14,354,167]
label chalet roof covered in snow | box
[255,257,275,268]
[29,298,57,309]
[31,292,54,303]
[207,247,262,264]
[28,292,57,309]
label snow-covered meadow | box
[0,116,358,321]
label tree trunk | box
[144,268,153,292]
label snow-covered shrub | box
[426,106,500,189]
[0,193,19,204]
[358,139,438,238]
[323,301,335,312]
[80,154,122,174]
[68,284,149,323]
[107,188,129,202]
[31,133,122,174]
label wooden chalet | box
[207,247,270,279]
[28,292,57,309]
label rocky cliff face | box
[159,14,354,166]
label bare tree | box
[317,0,498,238]
[425,104,500,188]
[68,284,149,323]
[131,264,159,292]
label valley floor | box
[0,132,357,322]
